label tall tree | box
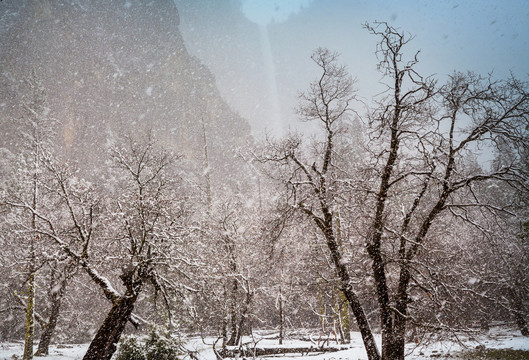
[7,134,195,360]
[6,73,57,360]
[258,47,379,359]
[1,75,83,356]
[260,22,529,360]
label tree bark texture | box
[319,219,380,360]
[34,297,62,356]
[22,269,35,360]
[226,277,239,346]
[35,277,68,356]
[82,296,137,360]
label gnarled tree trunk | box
[35,269,71,356]
[82,295,138,360]
[34,292,63,356]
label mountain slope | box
[0,0,251,184]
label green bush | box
[145,330,181,360]
[115,335,145,360]
[115,330,181,360]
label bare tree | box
[259,22,529,360]
[194,195,274,347]
[257,47,379,359]
[450,148,529,336]
[82,135,194,360]
[0,73,58,359]
[6,134,195,360]
[361,23,527,359]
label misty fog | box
[175,0,529,138]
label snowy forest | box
[0,1,528,360]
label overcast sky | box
[174,0,529,137]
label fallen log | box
[218,345,350,358]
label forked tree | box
[259,22,529,360]
[7,135,193,360]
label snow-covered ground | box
[404,327,529,359]
[1,328,527,360]
[0,343,88,360]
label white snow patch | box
[0,343,89,359]
[1,328,527,360]
[467,277,479,285]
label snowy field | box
[1,328,528,360]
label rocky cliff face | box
[0,0,251,183]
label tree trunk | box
[370,252,395,360]
[34,281,66,356]
[335,216,351,344]
[23,269,35,360]
[318,282,326,335]
[320,221,380,360]
[513,295,529,336]
[200,115,212,210]
[516,314,529,336]
[336,290,351,344]
[234,287,253,346]
[341,283,380,360]
[225,237,239,347]
[34,299,61,356]
[82,296,137,360]
[219,345,350,358]
[221,314,228,348]
[388,317,406,360]
[25,144,39,360]
[278,286,284,345]
[227,316,238,345]
[389,269,411,360]
[226,285,238,346]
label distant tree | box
[192,194,274,347]
[455,147,529,336]
[0,73,59,359]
